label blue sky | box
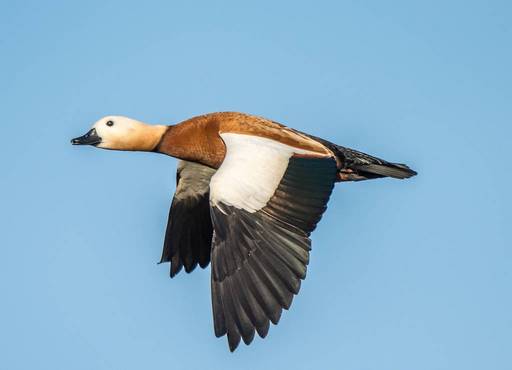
[1,1,511,369]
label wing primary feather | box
[221,280,242,351]
[225,277,255,345]
[244,258,283,324]
[250,249,294,311]
[235,270,270,338]
[211,279,226,337]
[257,220,305,277]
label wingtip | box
[169,262,183,278]
[256,319,270,338]
[227,332,241,352]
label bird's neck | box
[154,119,225,168]
[123,123,169,152]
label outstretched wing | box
[208,133,337,351]
[160,160,216,277]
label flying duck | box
[71,112,416,351]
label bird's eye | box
[106,121,114,127]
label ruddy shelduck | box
[72,112,416,351]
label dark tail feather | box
[291,130,417,182]
[335,146,417,182]
[349,162,417,180]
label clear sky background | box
[1,1,511,369]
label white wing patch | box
[209,133,320,213]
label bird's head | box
[71,116,167,151]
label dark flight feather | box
[160,161,216,277]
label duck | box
[71,111,417,351]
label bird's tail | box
[293,130,417,182]
[334,145,417,182]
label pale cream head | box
[72,116,168,151]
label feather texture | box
[210,156,337,351]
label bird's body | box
[72,111,416,351]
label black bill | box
[71,128,102,146]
